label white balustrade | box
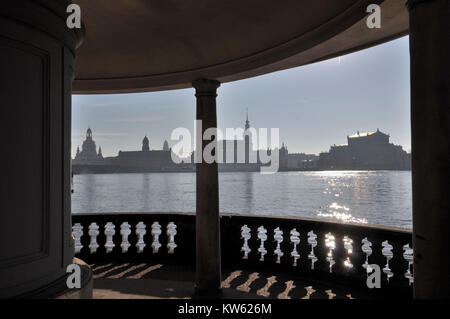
[104,222,116,253]
[240,225,251,259]
[403,243,413,285]
[135,221,146,253]
[382,240,394,281]
[290,228,300,266]
[88,222,99,254]
[72,223,83,254]
[273,227,284,264]
[257,226,268,261]
[151,222,162,253]
[361,237,373,274]
[120,222,131,253]
[166,222,177,254]
[325,232,336,272]
[307,230,318,269]
[343,236,353,269]
[72,216,414,291]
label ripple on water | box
[72,171,411,228]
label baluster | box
[325,232,336,273]
[166,222,177,254]
[290,228,300,266]
[120,222,131,253]
[135,221,146,253]
[257,226,268,261]
[403,243,413,286]
[273,227,284,264]
[240,225,251,259]
[72,223,83,254]
[361,237,373,274]
[343,236,353,269]
[151,222,162,253]
[382,240,394,282]
[104,222,116,253]
[307,230,318,269]
[88,222,99,254]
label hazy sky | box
[72,36,411,158]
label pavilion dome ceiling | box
[72,0,408,94]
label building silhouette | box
[142,135,150,151]
[278,143,318,170]
[72,129,178,173]
[219,111,256,169]
[73,128,103,164]
[72,126,410,173]
[113,135,176,172]
[188,112,260,171]
[318,129,411,170]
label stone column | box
[192,79,222,297]
[0,1,90,298]
[407,0,450,298]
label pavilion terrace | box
[0,0,449,299]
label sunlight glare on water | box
[72,171,412,228]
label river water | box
[71,170,412,228]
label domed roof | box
[72,0,408,94]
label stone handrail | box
[72,212,413,296]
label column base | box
[14,258,93,299]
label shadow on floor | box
[91,262,368,299]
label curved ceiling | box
[73,0,408,94]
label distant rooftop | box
[332,144,348,147]
[348,129,388,139]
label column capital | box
[192,79,221,97]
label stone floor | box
[90,262,370,299]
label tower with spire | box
[142,135,150,151]
[245,108,250,131]
[279,142,289,170]
[163,140,170,152]
[244,109,251,164]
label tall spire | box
[245,108,250,130]
[163,140,169,151]
[142,135,150,151]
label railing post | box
[407,0,450,298]
[192,79,222,297]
